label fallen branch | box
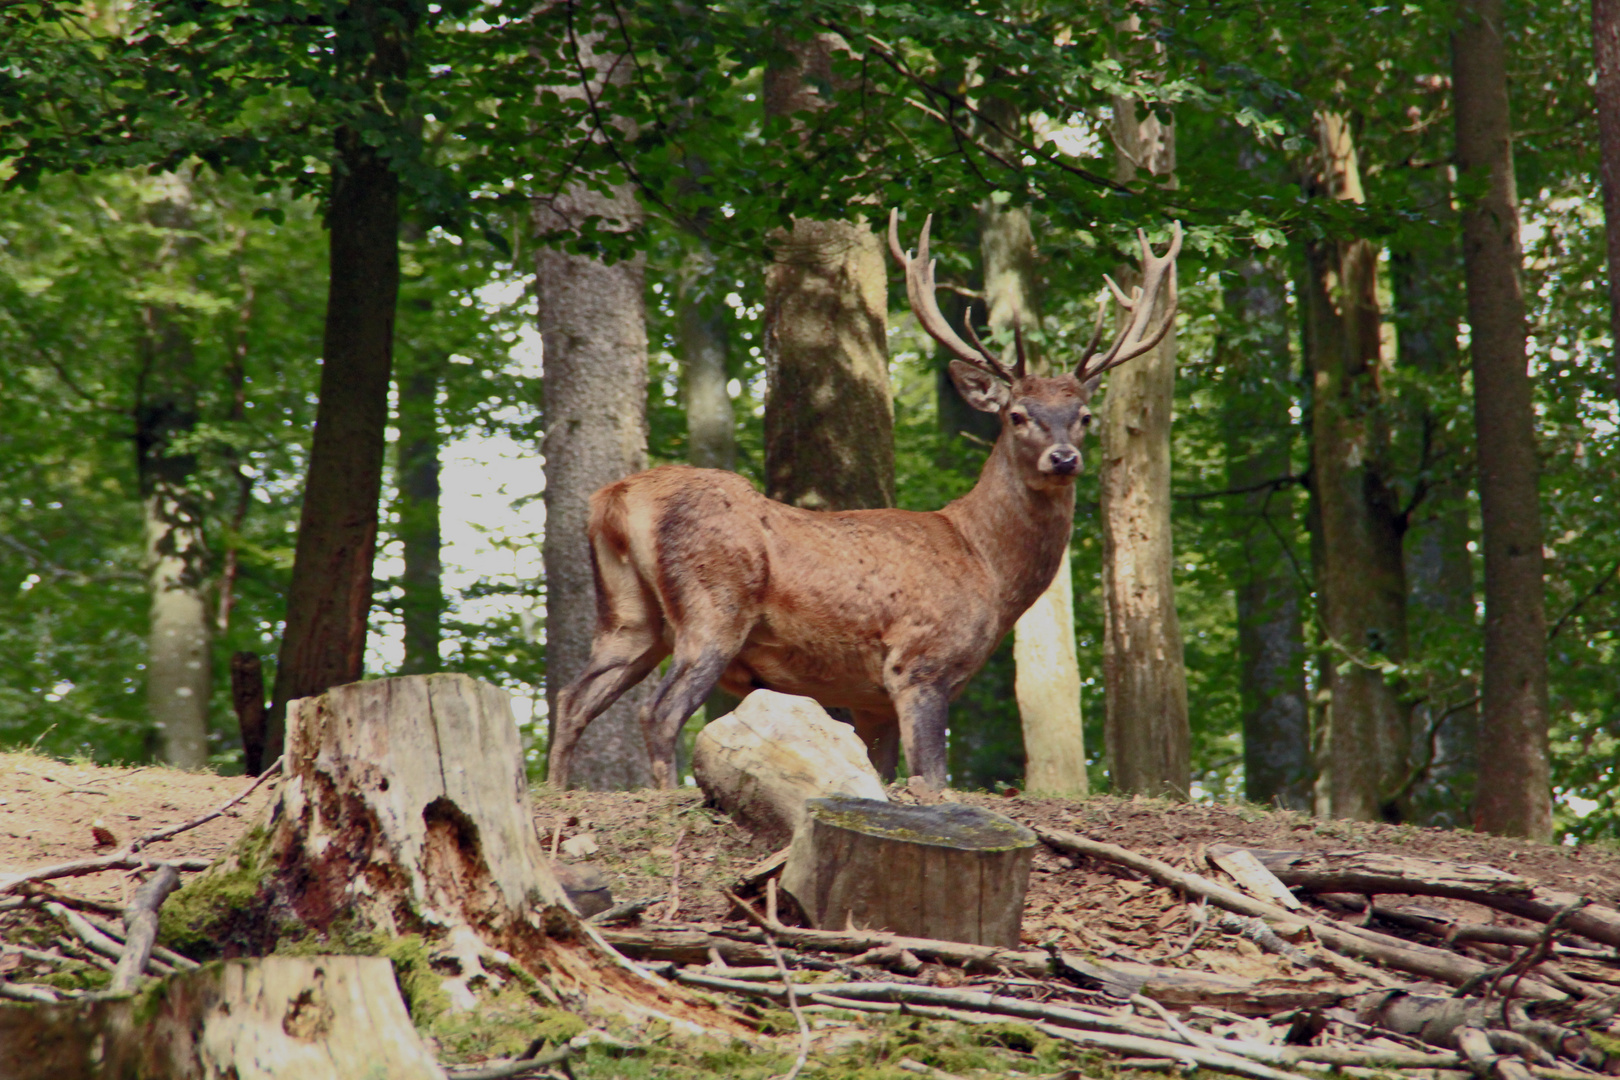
[1216,846,1620,952]
[126,756,284,855]
[0,854,213,895]
[1040,830,1563,1001]
[0,979,60,1003]
[766,924,810,1080]
[443,1041,575,1080]
[109,864,181,992]
[1458,1025,1536,1080]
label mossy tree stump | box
[171,674,724,1027]
[780,797,1037,947]
[1,957,444,1080]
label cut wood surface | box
[691,691,888,847]
[1215,845,1620,949]
[0,956,446,1080]
[782,797,1035,946]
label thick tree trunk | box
[762,33,893,513]
[535,38,653,789]
[1301,112,1410,823]
[268,0,413,759]
[1594,0,1620,400]
[1102,96,1189,798]
[138,173,211,770]
[1452,0,1552,840]
[1221,254,1310,810]
[1392,201,1479,827]
[979,198,1087,796]
[395,347,443,676]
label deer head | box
[888,209,1182,487]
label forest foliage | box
[0,0,1616,837]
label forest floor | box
[9,749,1620,1077]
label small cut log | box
[692,690,889,847]
[0,956,444,1080]
[781,796,1036,947]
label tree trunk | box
[267,0,413,760]
[1594,0,1620,400]
[535,37,654,790]
[1301,112,1410,823]
[979,196,1087,796]
[762,33,893,513]
[1101,94,1189,798]
[1221,253,1310,810]
[137,173,211,770]
[395,346,443,676]
[1391,185,1479,827]
[1451,0,1552,840]
[679,247,735,472]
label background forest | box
[0,0,1615,841]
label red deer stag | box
[548,210,1181,790]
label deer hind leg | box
[638,644,736,789]
[850,709,901,782]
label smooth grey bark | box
[1391,182,1479,828]
[1301,112,1410,823]
[979,195,1086,795]
[1101,93,1190,798]
[1452,0,1552,840]
[762,33,894,513]
[535,39,654,790]
[138,173,211,769]
[1221,254,1310,810]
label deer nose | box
[1045,446,1080,475]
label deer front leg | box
[892,683,950,791]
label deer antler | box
[889,209,1016,383]
[1076,222,1183,384]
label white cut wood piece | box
[0,957,444,1080]
[781,797,1036,947]
[692,691,887,846]
[1209,848,1303,910]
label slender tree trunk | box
[535,36,654,790]
[1302,113,1411,822]
[1101,94,1189,798]
[266,0,413,760]
[1221,254,1310,810]
[679,248,735,472]
[395,346,443,676]
[138,176,210,768]
[1594,0,1620,400]
[979,195,1086,795]
[762,33,893,513]
[1392,188,1479,827]
[1452,0,1552,840]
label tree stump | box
[692,690,888,847]
[169,674,728,1030]
[780,797,1037,947]
[0,957,444,1080]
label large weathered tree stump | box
[692,691,888,847]
[171,674,726,1029]
[1,957,444,1080]
[780,797,1037,947]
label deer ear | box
[948,360,1011,413]
[1081,372,1104,399]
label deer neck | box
[942,435,1076,627]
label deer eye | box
[1080,413,1093,427]
[1009,410,1028,426]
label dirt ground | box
[7,746,1620,970]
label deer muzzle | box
[1042,445,1080,476]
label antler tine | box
[1077,221,1184,383]
[889,209,1015,382]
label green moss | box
[158,824,272,957]
[36,960,111,992]
[381,934,453,1025]
[1588,1031,1620,1057]
[431,984,585,1065]
[805,798,1037,851]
